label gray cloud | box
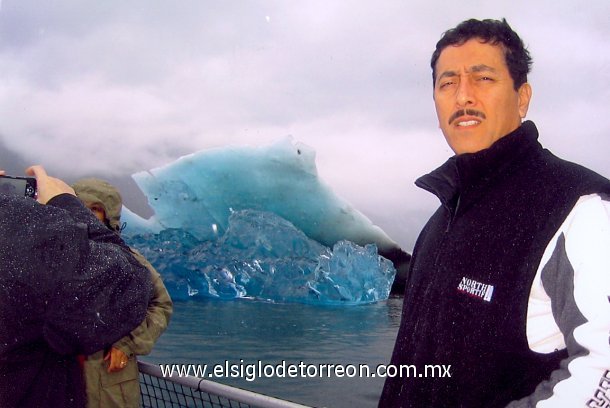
[0,0,608,249]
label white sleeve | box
[518,193,610,408]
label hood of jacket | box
[72,178,122,231]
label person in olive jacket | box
[0,166,153,408]
[72,178,173,408]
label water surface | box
[143,295,403,407]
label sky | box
[0,0,608,251]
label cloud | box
[0,0,608,249]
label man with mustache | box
[379,19,610,407]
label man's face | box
[433,38,532,155]
[85,202,107,224]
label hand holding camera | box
[0,165,75,204]
[26,165,75,204]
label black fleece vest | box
[379,121,610,408]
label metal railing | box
[138,361,312,408]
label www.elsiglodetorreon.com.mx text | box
[159,360,452,382]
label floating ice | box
[122,137,408,304]
[122,137,398,251]
[128,209,396,304]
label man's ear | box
[518,83,532,118]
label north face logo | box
[457,277,494,302]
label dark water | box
[142,295,404,408]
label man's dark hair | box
[431,18,532,90]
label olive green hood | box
[72,178,123,232]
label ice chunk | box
[127,209,396,304]
[121,137,411,300]
[121,137,398,252]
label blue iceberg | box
[128,209,396,304]
[122,137,408,304]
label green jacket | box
[72,178,173,407]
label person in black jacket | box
[379,19,610,407]
[0,165,152,408]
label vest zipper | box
[446,195,461,232]
[432,195,460,269]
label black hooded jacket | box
[0,193,152,407]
